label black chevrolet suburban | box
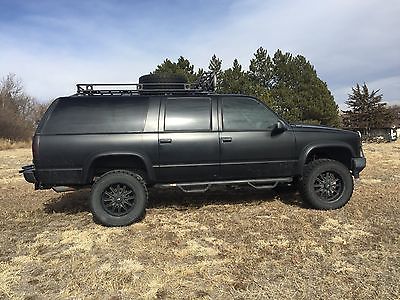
[21,73,366,226]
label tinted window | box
[165,98,211,131]
[222,97,278,130]
[43,97,148,134]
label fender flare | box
[297,142,355,174]
[83,151,155,183]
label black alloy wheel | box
[101,183,136,216]
[300,159,354,210]
[312,171,344,203]
[90,170,148,226]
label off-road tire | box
[90,170,148,226]
[139,73,187,84]
[300,159,353,209]
[139,73,187,91]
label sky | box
[0,0,399,108]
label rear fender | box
[83,152,155,184]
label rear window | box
[42,97,149,134]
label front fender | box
[296,142,356,175]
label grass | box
[0,139,30,151]
[0,142,399,299]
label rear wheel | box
[90,170,148,226]
[300,159,353,209]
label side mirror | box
[272,120,287,135]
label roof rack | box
[76,72,217,96]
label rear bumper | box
[19,164,37,184]
[352,157,366,178]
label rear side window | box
[165,97,211,131]
[42,97,149,134]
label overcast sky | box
[0,0,399,108]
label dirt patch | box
[0,142,399,299]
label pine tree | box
[219,59,251,94]
[344,83,394,132]
[208,54,222,75]
[208,54,223,90]
[269,50,339,125]
[153,56,199,82]
[249,47,273,89]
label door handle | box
[221,136,232,143]
[159,138,172,144]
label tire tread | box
[300,159,353,210]
[90,169,148,226]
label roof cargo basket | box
[76,72,217,96]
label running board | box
[157,177,292,193]
[248,181,278,189]
[178,185,210,193]
[52,186,77,192]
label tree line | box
[154,48,340,126]
[0,74,48,141]
[153,48,398,131]
[1,47,398,142]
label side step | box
[52,186,77,192]
[178,185,210,193]
[157,177,292,193]
[248,181,278,189]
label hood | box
[291,124,358,135]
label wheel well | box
[88,155,148,183]
[305,147,352,169]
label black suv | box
[21,73,366,226]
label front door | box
[156,96,219,182]
[219,96,296,179]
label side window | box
[222,97,278,131]
[43,97,149,134]
[165,98,211,131]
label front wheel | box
[90,170,148,226]
[300,159,354,209]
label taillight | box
[32,135,39,162]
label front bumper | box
[19,164,37,184]
[352,157,366,178]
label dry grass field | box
[0,139,30,151]
[0,142,399,299]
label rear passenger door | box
[156,96,219,182]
